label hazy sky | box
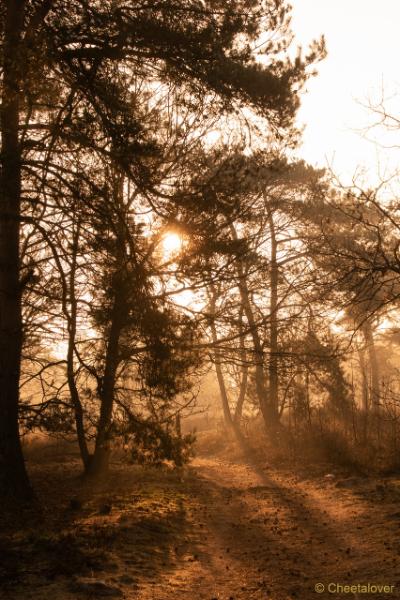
[291,1,400,186]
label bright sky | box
[291,1,400,187]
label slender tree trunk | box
[357,346,369,412]
[357,344,369,443]
[214,358,234,428]
[66,225,90,470]
[305,370,312,429]
[267,210,279,420]
[230,225,279,430]
[362,321,381,442]
[208,283,235,429]
[362,321,380,412]
[67,344,90,470]
[234,367,247,423]
[237,279,270,423]
[234,306,248,424]
[43,213,91,470]
[0,0,33,501]
[87,172,126,478]
[87,289,124,477]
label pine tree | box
[0,0,324,499]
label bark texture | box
[0,0,33,501]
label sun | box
[162,232,183,255]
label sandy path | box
[3,451,400,600]
[133,455,400,599]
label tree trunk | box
[233,306,248,424]
[234,368,247,422]
[356,344,369,443]
[357,346,369,413]
[66,225,91,470]
[0,0,33,501]
[362,321,380,413]
[208,283,235,429]
[230,225,279,430]
[267,210,279,420]
[87,172,126,478]
[87,290,124,477]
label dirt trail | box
[2,449,400,600]
[137,454,400,600]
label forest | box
[1,1,400,599]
